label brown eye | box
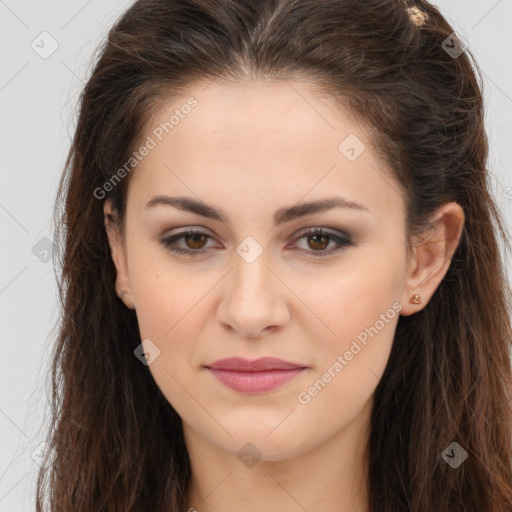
[160,227,354,258]
[160,229,217,257]
[182,232,209,250]
[306,233,331,251]
[291,228,353,257]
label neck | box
[183,397,373,512]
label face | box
[104,79,445,463]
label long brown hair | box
[36,0,512,510]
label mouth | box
[204,357,309,394]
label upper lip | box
[205,357,307,372]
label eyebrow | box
[144,195,371,225]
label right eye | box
[160,229,218,257]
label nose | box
[216,251,290,339]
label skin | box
[104,79,465,512]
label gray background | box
[1,1,511,510]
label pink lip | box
[204,357,308,394]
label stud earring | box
[409,293,422,304]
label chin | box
[218,424,312,462]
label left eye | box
[160,228,353,258]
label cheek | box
[128,249,207,413]
[300,253,404,393]
[128,240,205,338]
[311,257,402,340]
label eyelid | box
[163,224,348,238]
[162,226,219,244]
[287,227,353,254]
[159,225,354,258]
[291,226,347,239]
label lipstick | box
[204,357,308,394]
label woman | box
[36,0,512,510]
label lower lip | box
[206,368,306,394]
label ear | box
[399,201,465,316]
[103,199,135,310]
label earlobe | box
[103,200,136,310]
[400,202,465,316]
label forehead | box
[127,80,404,223]
[143,80,368,154]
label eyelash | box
[159,228,354,258]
